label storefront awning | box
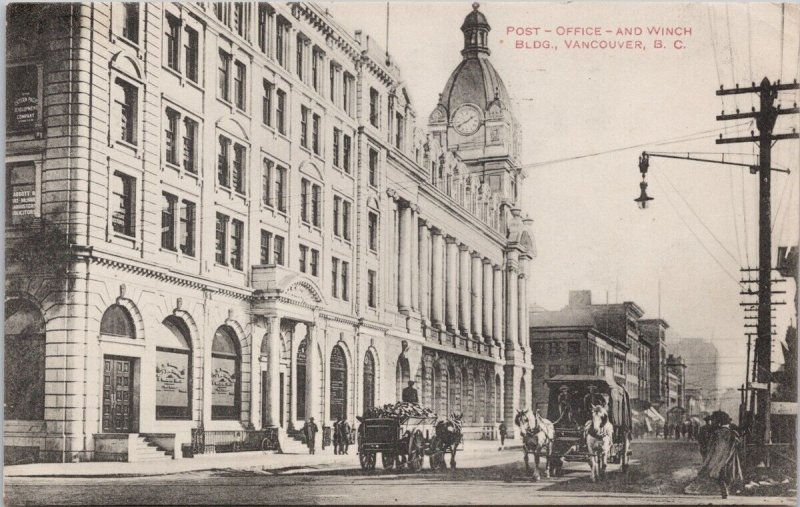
[644,407,665,423]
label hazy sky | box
[324,2,800,390]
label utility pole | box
[717,77,799,461]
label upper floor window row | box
[217,135,247,195]
[218,51,247,112]
[163,13,199,83]
[164,107,198,174]
[213,2,251,41]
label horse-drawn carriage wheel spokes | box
[407,432,424,473]
[359,451,376,471]
[382,452,395,471]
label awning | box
[644,407,665,423]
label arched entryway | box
[211,326,241,420]
[329,345,347,420]
[4,299,45,421]
[363,351,376,414]
[295,339,307,420]
[396,355,410,401]
[495,374,502,422]
[156,317,192,420]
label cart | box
[356,415,438,472]
[545,375,633,476]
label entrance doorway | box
[102,356,135,433]
[329,346,347,420]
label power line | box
[707,6,727,112]
[729,167,744,264]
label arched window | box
[4,299,45,420]
[329,345,347,420]
[395,355,410,401]
[363,351,376,414]
[100,304,135,338]
[156,317,192,420]
[436,364,449,416]
[296,340,307,420]
[495,374,502,422]
[448,366,461,416]
[519,377,527,411]
[470,374,478,423]
[483,374,491,423]
[211,326,240,420]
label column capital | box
[482,257,493,265]
[386,188,399,200]
[471,251,482,259]
[493,264,503,272]
[418,217,431,228]
[445,234,458,244]
[430,226,442,236]
[458,243,470,252]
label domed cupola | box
[461,2,490,57]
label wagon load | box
[356,402,438,472]
[361,402,436,420]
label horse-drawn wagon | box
[545,375,632,477]
[356,402,462,472]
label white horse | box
[514,409,555,481]
[584,404,614,482]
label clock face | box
[452,106,481,135]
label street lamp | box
[635,152,654,209]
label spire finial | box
[472,2,480,10]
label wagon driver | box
[402,380,419,404]
[583,384,606,420]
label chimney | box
[569,290,592,308]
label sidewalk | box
[4,439,522,478]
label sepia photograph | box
[2,1,798,505]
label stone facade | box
[4,3,533,462]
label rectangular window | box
[161,192,177,250]
[262,160,273,207]
[232,144,245,194]
[233,2,246,38]
[300,106,308,148]
[332,128,340,168]
[368,212,378,251]
[257,3,272,54]
[311,184,321,227]
[395,113,404,149]
[311,114,320,155]
[310,249,319,277]
[184,26,199,82]
[165,15,180,71]
[273,235,285,265]
[234,61,246,110]
[230,219,243,270]
[215,213,228,265]
[165,108,179,165]
[260,229,272,264]
[122,3,139,43]
[343,134,351,173]
[183,118,197,173]
[329,62,337,103]
[368,148,378,187]
[333,196,341,237]
[112,172,135,237]
[218,50,231,101]
[115,79,137,145]
[276,89,286,134]
[300,178,309,223]
[299,245,308,273]
[275,166,287,212]
[331,257,339,298]
[276,16,289,68]
[262,80,273,126]
[369,87,380,127]
[367,270,376,308]
[343,72,354,116]
[342,200,351,241]
[296,34,305,81]
[312,47,324,92]
[179,200,195,256]
[217,135,230,187]
[341,261,349,301]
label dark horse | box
[333,419,351,455]
[430,413,463,470]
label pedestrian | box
[674,422,681,440]
[303,417,319,455]
[664,423,671,440]
[498,421,507,451]
[688,421,695,440]
[699,411,743,499]
[696,415,715,460]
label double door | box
[102,356,135,433]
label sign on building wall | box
[212,361,236,406]
[6,64,40,132]
[155,351,189,407]
[7,163,36,223]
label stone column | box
[482,259,493,344]
[305,322,319,424]
[398,203,412,314]
[518,256,529,349]
[430,228,443,327]
[471,252,483,341]
[265,316,281,427]
[418,221,430,321]
[458,244,471,336]
[506,251,519,351]
[492,265,503,346]
[445,236,459,332]
[410,208,419,312]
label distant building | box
[685,387,707,417]
[665,354,686,423]
[640,319,669,410]
[669,338,719,407]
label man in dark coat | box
[402,381,419,403]
[303,417,319,455]
[498,421,507,450]
[696,415,715,460]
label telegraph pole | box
[716,77,799,458]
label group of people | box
[660,419,701,440]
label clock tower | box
[429,3,523,216]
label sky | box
[323,2,800,390]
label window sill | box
[113,34,142,58]
[111,232,137,246]
[112,139,140,157]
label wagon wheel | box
[407,432,425,473]
[359,451,376,470]
[429,436,446,471]
[382,452,396,470]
